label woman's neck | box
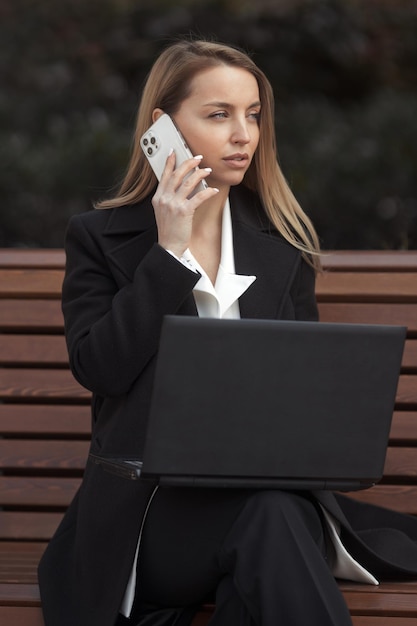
[189,186,229,284]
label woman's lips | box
[222,154,249,168]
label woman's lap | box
[135,487,326,608]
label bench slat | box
[0,512,63,541]
[403,341,417,371]
[397,376,417,407]
[346,485,417,515]
[384,447,417,480]
[0,300,64,331]
[0,404,91,437]
[0,440,88,472]
[0,607,44,625]
[0,336,68,366]
[0,369,90,401]
[320,251,417,271]
[0,582,41,605]
[0,477,81,507]
[318,303,417,334]
[316,272,417,302]
[390,412,417,444]
[0,270,63,299]
[344,588,417,617]
[0,249,65,269]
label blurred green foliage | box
[1,0,416,249]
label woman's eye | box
[210,112,227,119]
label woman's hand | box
[152,151,218,257]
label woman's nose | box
[231,119,251,144]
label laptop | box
[91,316,406,491]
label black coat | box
[38,185,417,626]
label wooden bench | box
[1,248,417,625]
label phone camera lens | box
[143,138,148,146]
[150,137,156,145]
[147,147,153,155]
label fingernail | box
[204,168,212,173]
[194,155,203,160]
[213,188,219,193]
[168,148,174,156]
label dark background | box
[1,0,417,250]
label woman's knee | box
[239,490,324,544]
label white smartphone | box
[140,113,208,197]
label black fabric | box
[132,488,352,626]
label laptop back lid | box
[142,317,406,490]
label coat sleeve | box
[62,214,200,397]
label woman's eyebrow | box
[202,101,261,109]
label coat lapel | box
[101,198,158,285]
[230,186,301,320]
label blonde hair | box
[96,39,321,270]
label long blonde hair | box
[96,39,321,270]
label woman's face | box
[172,65,261,192]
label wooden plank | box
[340,581,417,594]
[0,369,90,402]
[0,249,65,269]
[0,270,63,299]
[0,300,64,331]
[320,251,417,272]
[343,589,417,617]
[403,341,417,371]
[346,485,417,515]
[318,303,417,334]
[0,477,81,507]
[397,376,417,407]
[0,440,88,471]
[316,272,417,302]
[0,335,68,366]
[384,447,417,479]
[390,412,417,444]
[0,607,44,625]
[0,512,63,541]
[0,543,46,584]
[0,404,91,437]
[0,582,40,605]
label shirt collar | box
[183,198,256,318]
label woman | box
[38,39,417,626]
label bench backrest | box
[1,249,417,544]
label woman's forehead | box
[185,66,260,105]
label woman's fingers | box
[152,153,218,256]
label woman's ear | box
[152,108,164,123]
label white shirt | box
[120,199,377,617]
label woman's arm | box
[62,213,200,397]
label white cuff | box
[165,249,199,274]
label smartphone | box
[140,113,208,197]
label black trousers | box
[124,488,353,626]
